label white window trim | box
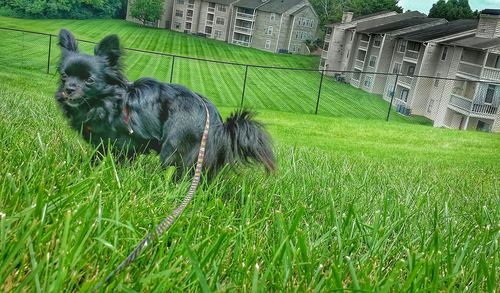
[265,39,271,49]
[368,55,377,68]
[216,17,225,25]
[266,26,273,35]
[441,47,448,61]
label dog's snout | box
[64,82,77,95]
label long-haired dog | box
[55,29,275,176]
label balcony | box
[404,50,419,60]
[457,62,482,78]
[321,50,328,58]
[355,59,364,69]
[449,94,498,117]
[208,7,215,12]
[359,40,368,49]
[324,33,331,42]
[236,12,255,21]
[234,25,252,35]
[399,75,412,86]
[482,67,500,81]
[233,39,250,47]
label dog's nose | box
[64,85,76,95]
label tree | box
[129,0,164,26]
[428,0,478,21]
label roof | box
[210,0,238,5]
[481,9,500,16]
[398,19,478,42]
[234,0,265,9]
[356,11,427,32]
[357,17,441,34]
[234,0,308,12]
[259,0,304,14]
[353,10,393,21]
[446,36,500,50]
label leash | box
[94,97,210,291]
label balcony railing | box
[404,50,419,60]
[234,25,252,34]
[399,75,412,86]
[233,39,250,46]
[449,94,498,116]
[359,40,368,49]
[355,59,364,69]
[457,62,482,77]
[236,12,255,21]
[482,67,500,81]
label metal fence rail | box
[1,27,499,131]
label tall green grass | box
[0,60,499,291]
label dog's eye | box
[86,77,95,85]
[61,73,68,80]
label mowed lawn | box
[0,66,499,291]
[0,17,429,124]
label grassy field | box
[1,18,499,292]
[0,17,430,124]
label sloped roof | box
[353,10,393,21]
[234,0,265,9]
[398,19,478,42]
[481,9,500,15]
[446,36,500,50]
[356,11,427,32]
[357,17,441,34]
[259,0,304,13]
[210,0,238,5]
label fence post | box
[315,69,325,114]
[47,34,52,74]
[169,56,175,83]
[240,65,249,109]
[386,74,399,121]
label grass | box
[1,18,499,292]
[0,16,431,124]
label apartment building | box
[228,0,319,53]
[321,9,500,132]
[127,0,319,54]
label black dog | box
[55,29,275,175]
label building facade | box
[321,10,500,132]
[127,0,319,54]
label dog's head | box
[56,29,125,108]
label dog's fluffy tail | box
[208,110,276,173]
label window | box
[208,2,215,8]
[205,26,212,34]
[434,73,440,87]
[270,13,276,21]
[217,4,227,12]
[427,100,434,113]
[176,0,184,4]
[185,22,191,30]
[361,34,369,41]
[364,75,373,88]
[214,30,223,39]
[373,36,382,47]
[216,17,225,25]
[174,22,181,29]
[441,47,448,61]
[485,85,496,104]
[350,32,354,41]
[368,55,377,67]
[397,40,406,52]
[175,10,183,17]
[407,41,421,52]
[265,26,273,35]
[495,55,500,69]
[400,88,409,102]
[265,40,271,49]
[346,49,349,58]
[392,63,401,74]
[407,65,415,76]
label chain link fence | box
[1,27,499,131]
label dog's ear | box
[59,29,79,57]
[94,35,122,67]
